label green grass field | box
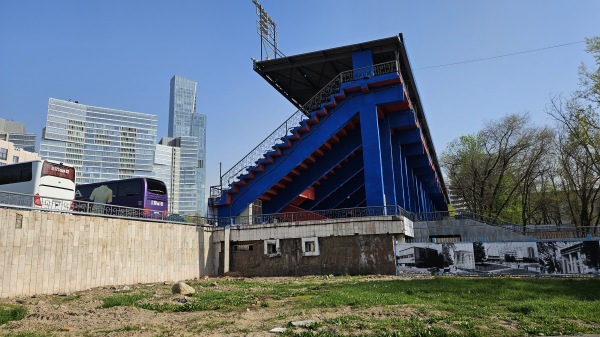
[96,276,600,336]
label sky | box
[1,1,599,191]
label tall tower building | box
[40,98,158,184]
[154,137,181,214]
[168,75,207,216]
[0,118,37,153]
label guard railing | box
[0,190,214,226]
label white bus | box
[0,160,76,210]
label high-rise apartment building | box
[168,75,207,216]
[0,118,37,153]
[40,98,158,184]
[154,137,181,214]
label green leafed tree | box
[442,114,553,224]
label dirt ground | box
[0,275,405,337]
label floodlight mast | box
[252,0,284,60]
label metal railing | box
[0,190,214,226]
[217,205,411,227]
[0,190,73,212]
[3,189,598,241]
[210,60,399,203]
[409,210,600,241]
[410,211,518,228]
[514,225,600,241]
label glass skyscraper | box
[0,118,37,153]
[169,75,207,216]
[40,98,158,184]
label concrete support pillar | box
[223,226,230,274]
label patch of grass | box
[0,305,27,325]
[136,302,179,312]
[279,277,600,336]
[92,277,600,336]
[101,293,152,308]
[1,333,50,337]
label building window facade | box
[40,98,157,184]
[301,237,320,256]
[0,148,7,160]
[264,239,280,257]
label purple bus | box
[74,178,169,218]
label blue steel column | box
[360,96,386,207]
[417,180,425,213]
[354,49,386,207]
[352,50,373,70]
[380,115,397,208]
[392,134,406,209]
[406,162,418,212]
[414,177,422,213]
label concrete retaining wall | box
[413,219,528,242]
[0,208,213,298]
[213,216,411,276]
[228,234,398,277]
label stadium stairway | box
[213,63,447,220]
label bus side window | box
[20,169,32,182]
[107,183,119,197]
[75,185,95,200]
[0,163,32,185]
[117,180,141,197]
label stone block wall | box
[0,208,209,298]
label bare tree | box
[547,37,600,227]
[442,114,553,224]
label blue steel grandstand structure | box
[210,34,448,221]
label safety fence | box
[410,210,600,241]
[0,190,210,226]
[2,189,599,242]
[217,205,412,227]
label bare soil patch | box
[0,275,414,336]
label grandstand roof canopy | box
[253,34,416,111]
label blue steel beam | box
[403,143,426,157]
[262,127,363,214]
[396,128,421,144]
[304,153,364,210]
[221,86,403,218]
[335,185,366,209]
[388,109,417,129]
[314,170,365,210]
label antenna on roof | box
[252,0,285,61]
